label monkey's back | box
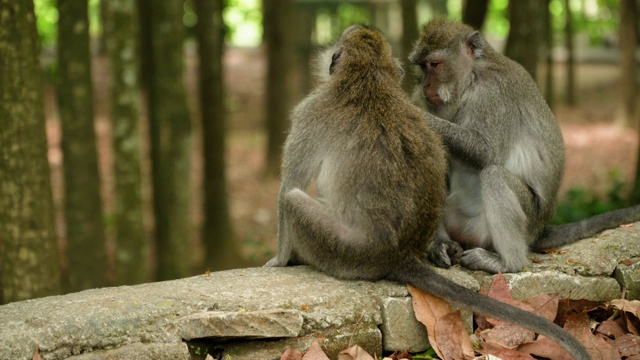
[292,83,448,257]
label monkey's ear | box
[329,50,342,75]
[465,31,484,59]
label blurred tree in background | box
[0,0,61,303]
[0,0,637,302]
[57,0,108,292]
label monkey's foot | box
[427,238,463,268]
[461,248,523,273]
[263,257,288,267]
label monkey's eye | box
[430,62,439,68]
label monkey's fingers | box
[427,239,463,268]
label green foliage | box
[34,0,102,49]
[552,169,629,224]
[224,0,262,46]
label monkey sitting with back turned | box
[265,25,589,360]
[410,18,640,274]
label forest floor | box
[43,47,638,272]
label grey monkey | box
[410,18,640,274]
[265,25,590,360]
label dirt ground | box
[44,47,639,270]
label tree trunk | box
[462,0,489,30]
[428,0,448,17]
[401,0,419,95]
[544,0,555,108]
[564,0,576,106]
[146,1,193,280]
[57,0,109,292]
[263,0,295,178]
[621,0,640,200]
[620,0,638,126]
[0,0,62,303]
[105,0,149,285]
[194,0,240,271]
[505,1,545,81]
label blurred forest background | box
[0,0,639,304]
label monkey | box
[409,18,640,275]
[264,25,590,360]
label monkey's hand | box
[427,238,463,268]
[264,256,288,267]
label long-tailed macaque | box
[410,18,640,274]
[265,25,589,360]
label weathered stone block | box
[172,309,303,340]
[615,259,640,300]
[381,297,429,352]
[479,271,621,302]
[66,343,189,360]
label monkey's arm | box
[427,116,494,169]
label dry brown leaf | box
[407,285,453,360]
[478,342,536,360]
[556,298,604,327]
[435,311,475,359]
[302,341,330,360]
[612,299,640,318]
[565,313,621,360]
[280,347,304,360]
[337,345,375,360]
[32,345,43,360]
[597,319,628,339]
[205,355,215,360]
[522,293,560,322]
[479,323,536,349]
[518,336,574,360]
[606,333,640,358]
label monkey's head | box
[315,25,404,84]
[409,19,485,112]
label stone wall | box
[0,222,639,360]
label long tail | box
[389,261,591,360]
[532,204,640,251]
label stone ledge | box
[0,222,637,360]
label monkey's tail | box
[389,261,591,360]
[532,204,640,251]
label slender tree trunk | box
[505,1,545,81]
[0,0,62,303]
[620,0,638,126]
[462,0,489,30]
[194,0,240,270]
[564,0,576,106]
[147,1,193,280]
[544,0,555,108]
[401,0,419,95]
[294,7,316,98]
[57,0,108,292]
[105,0,149,285]
[620,0,640,200]
[263,0,295,178]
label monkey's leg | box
[461,165,534,273]
[282,188,390,280]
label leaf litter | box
[276,274,640,359]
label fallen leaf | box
[565,313,621,360]
[518,336,573,360]
[522,293,560,322]
[205,355,214,360]
[556,298,604,327]
[302,341,330,360]
[606,333,640,358]
[612,299,640,318]
[32,345,43,360]
[435,311,475,359]
[478,342,536,360]
[597,319,628,339]
[479,323,536,349]
[407,285,453,360]
[280,347,303,360]
[337,345,374,360]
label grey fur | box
[411,19,639,276]
[265,25,590,360]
